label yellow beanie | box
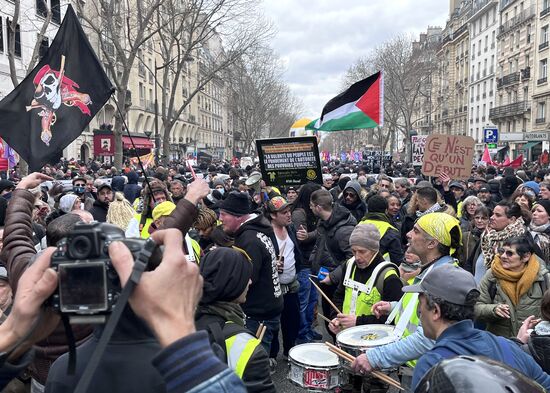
[152,201,176,221]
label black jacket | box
[89,199,109,222]
[338,198,367,222]
[196,311,275,393]
[234,214,284,320]
[45,307,165,393]
[310,204,356,273]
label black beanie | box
[200,248,253,305]
[538,200,550,217]
[367,195,388,213]
[219,191,251,216]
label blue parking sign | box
[483,128,498,143]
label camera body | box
[50,222,159,317]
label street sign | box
[526,132,549,141]
[483,127,498,143]
[487,143,497,149]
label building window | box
[543,25,549,45]
[0,18,3,53]
[540,59,548,79]
[538,102,546,121]
[6,19,21,58]
[36,0,61,24]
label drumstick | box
[325,342,403,391]
[309,277,342,315]
[318,313,332,324]
[258,325,267,342]
[255,323,264,338]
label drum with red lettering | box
[288,343,341,391]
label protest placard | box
[256,136,322,186]
[421,134,475,180]
[411,135,427,167]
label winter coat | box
[522,321,550,373]
[123,171,142,204]
[233,214,284,320]
[0,189,93,384]
[89,199,109,222]
[309,203,356,273]
[291,207,317,267]
[475,257,550,337]
[459,228,482,271]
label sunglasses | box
[497,248,517,257]
[344,192,356,198]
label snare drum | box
[288,343,341,391]
[336,325,397,372]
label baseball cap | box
[267,196,289,212]
[449,181,465,191]
[478,186,490,193]
[152,201,176,221]
[402,264,479,305]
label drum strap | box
[386,264,436,338]
[344,260,397,316]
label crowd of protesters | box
[0,154,550,392]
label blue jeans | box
[297,268,317,340]
[245,315,281,355]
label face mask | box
[216,188,225,196]
[73,186,85,194]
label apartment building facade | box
[468,0,499,147]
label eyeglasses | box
[497,248,517,257]
[74,183,86,187]
[344,192,356,198]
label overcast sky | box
[262,0,449,120]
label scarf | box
[481,217,525,269]
[195,301,246,326]
[491,253,539,306]
[416,202,443,218]
[363,212,391,223]
[530,222,550,234]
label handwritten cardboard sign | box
[411,135,427,167]
[421,134,475,180]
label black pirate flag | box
[0,5,113,171]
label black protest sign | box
[256,137,322,186]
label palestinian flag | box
[306,71,383,131]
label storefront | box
[93,129,154,161]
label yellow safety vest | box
[342,259,398,317]
[456,201,464,218]
[358,219,397,260]
[186,234,202,264]
[225,331,261,378]
[134,213,153,239]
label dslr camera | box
[50,222,161,318]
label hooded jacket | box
[309,203,357,273]
[233,214,284,320]
[123,171,142,204]
[45,307,165,393]
[338,181,367,222]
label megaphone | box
[245,172,262,193]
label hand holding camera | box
[110,229,203,348]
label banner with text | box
[421,134,475,180]
[256,136,322,186]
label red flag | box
[187,160,196,179]
[481,146,493,165]
[503,155,511,166]
[509,155,523,168]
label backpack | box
[488,272,550,302]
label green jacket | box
[475,257,549,338]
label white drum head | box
[288,343,339,367]
[337,324,396,347]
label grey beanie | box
[349,223,380,252]
[344,180,362,196]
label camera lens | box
[69,235,93,260]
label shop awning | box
[122,136,153,149]
[521,141,542,150]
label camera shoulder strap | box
[74,239,157,393]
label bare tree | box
[151,0,274,164]
[76,0,166,168]
[227,49,297,154]
[344,34,446,161]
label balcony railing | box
[521,67,531,80]
[541,6,550,17]
[489,101,531,120]
[536,117,546,124]
[497,72,520,88]
[540,41,549,51]
[538,76,548,85]
[498,5,536,36]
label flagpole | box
[114,101,158,204]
